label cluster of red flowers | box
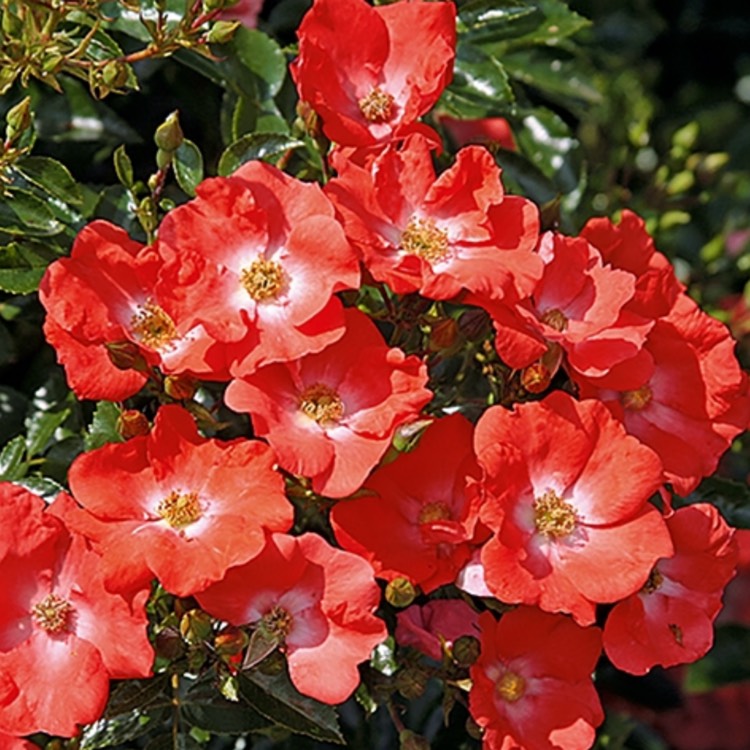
[4,0,748,746]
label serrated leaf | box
[458,0,540,43]
[81,708,169,750]
[231,27,287,99]
[513,107,581,192]
[85,401,124,451]
[0,189,62,236]
[503,0,590,48]
[0,239,66,294]
[16,475,65,501]
[501,48,601,105]
[441,41,515,119]
[173,140,205,198]
[0,435,26,481]
[13,156,83,206]
[0,267,46,294]
[105,676,172,718]
[218,133,304,176]
[239,671,345,744]
[182,689,271,734]
[25,406,72,457]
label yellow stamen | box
[240,256,285,302]
[418,502,452,525]
[622,384,653,411]
[299,383,345,426]
[533,489,577,539]
[497,671,526,702]
[400,217,450,264]
[263,606,293,640]
[158,490,202,529]
[540,308,568,332]
[32,593,74,633]
[131,301,178,350]
[358,87,394,123]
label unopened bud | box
[101,60,129,89]
[428,318,459,352]
[180,609,212,644]
[385,577,417,608]
[296,100,320,139]
[164,374,197,401]
[215,626,249,658]
[117,409,150,439]
[105,340,147,371]
[155,626,186,660]
[452,635,480,667]
[396,667,429,700]
[206,20,240,44]
[5,96,32,143]
[154,111,184,152]
[399,730,430,750]
[156,147,172,171]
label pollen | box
[263,605,294,640]
[299,383,345,426]
[32,593,74,634]
[540,308,568,332]
[418,501,452,525]
[496,670,526,702]
[240,256,285,302]
[622,384,653,411]
[358,87,395,123]
[131,301,179,350]
[400,217,450,264]
[158,489,202,529]
[533,489,577,539]
[641,567,664,594]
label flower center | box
[358,87,394,123]
[540,308,568,332]
[131,301,178,350]
[418,501,452,525]
[263,605,294,640]
[400,217,450,264]
[496,670,526,702]
[641,567,664,594]
[32,593,74,634]
[299,383,345,426]
[622,384,653,411]
[240,256,285,302]
[533,489,577,538]
[158,490,202,529]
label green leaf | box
[85,401,124,451]
[173,139,205,198]
[16,475,65,502]
[182,683,271,734]
[13,156,83,206]
[0,435,26,481]
[80,708,169,749]
[218,133,305,176]
[25,406,72,457]
[231,27,287,100]
[0,189,63,237]
[0,239,67,294]
[513,107,582,192]
[685,476,750,529]
[105,676,172,718]
[684,625,750,692]
[504,0,590,48]
[458,0,540,43]
[441,41,515,119]
[239,671,345,744]
[501,48,601,105]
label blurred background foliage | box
[1,0,750,748]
